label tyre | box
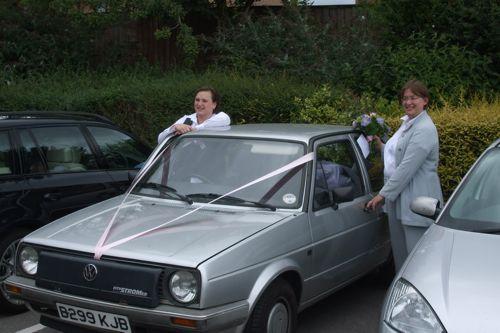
[245,278,298,333]
[0,229,31,314]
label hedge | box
[1,70,498,199]
[294,90,500,200]
[0,69,315,144]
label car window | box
[27,126,98,173]
[88,126,149,170]
[133,137,306,209]
[0,131,14,175]
[440,148,500,231]
[313,140,364,210]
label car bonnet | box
[22,195,295,268]
[401,224,500,333]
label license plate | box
[56,303,131,333]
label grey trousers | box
[386,201,428,272]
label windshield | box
[132,136,306,209]
[439,148,500,233]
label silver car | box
[6,124,390,333]
[380,138,500,333]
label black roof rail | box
[0,111,114,124]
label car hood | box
[401,224,500,332]
[24,195,294,268]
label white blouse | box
[157,111,231,143]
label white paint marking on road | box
[16,324,46,333]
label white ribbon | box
[93,147,314,259]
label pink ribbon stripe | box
[93,152,314,259]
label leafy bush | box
[368,0,499,70]
[374,100,500,200]
[207,3,346,81]
[0,68,315,144]
[292,85,500,199]
[1,69,498,199]
[360,33,498,99]
[431,99,500,199]
[291,85,401,125]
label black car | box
[0,112,151,313]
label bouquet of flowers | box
[352,113,390,143]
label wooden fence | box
[100,5,359,70]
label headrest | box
[46,148,81,163]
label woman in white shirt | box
[366,80,443,271]
[158,87,231,143]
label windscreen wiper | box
[188,193,276,211]
[140,182,193,204]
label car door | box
[85,125,151,194]
[18,125,118,222]
[306,134,386,299]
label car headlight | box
[169,270,198,303]
[19,246,39,275]
[384,279,445,333]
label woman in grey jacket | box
[366,80,443,271]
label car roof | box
[185,123,356,143]
[0,111,114,128]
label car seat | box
[46,148,87,172]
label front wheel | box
[0,229,31,313]
[245,279,298,333]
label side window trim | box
[348,133,371,193]
[0,130,17,176]
[16,128,48,175]
[80,124,108,169]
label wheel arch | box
[247,259,303,316]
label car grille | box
[36,251,162,308]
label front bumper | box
[6,276,248,333]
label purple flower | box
[376,117,384,125]
[361,115,370,127]
[352,120,358,127]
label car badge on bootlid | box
[83,264,98,281]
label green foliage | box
[206,2,498,100]
[292,85,500,200]
[0,0,212,74]
[430,99,500,199]
[291,85,401,125]
[369,0,499,69]
[360,33,498,99]
[208,3,340,81]
[0,68,315,144]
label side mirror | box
[410,196,441,220]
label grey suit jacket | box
[380,111,443,227]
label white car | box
[380,138,500,333]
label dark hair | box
[195,86,221,113]
[399,80,430,105]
